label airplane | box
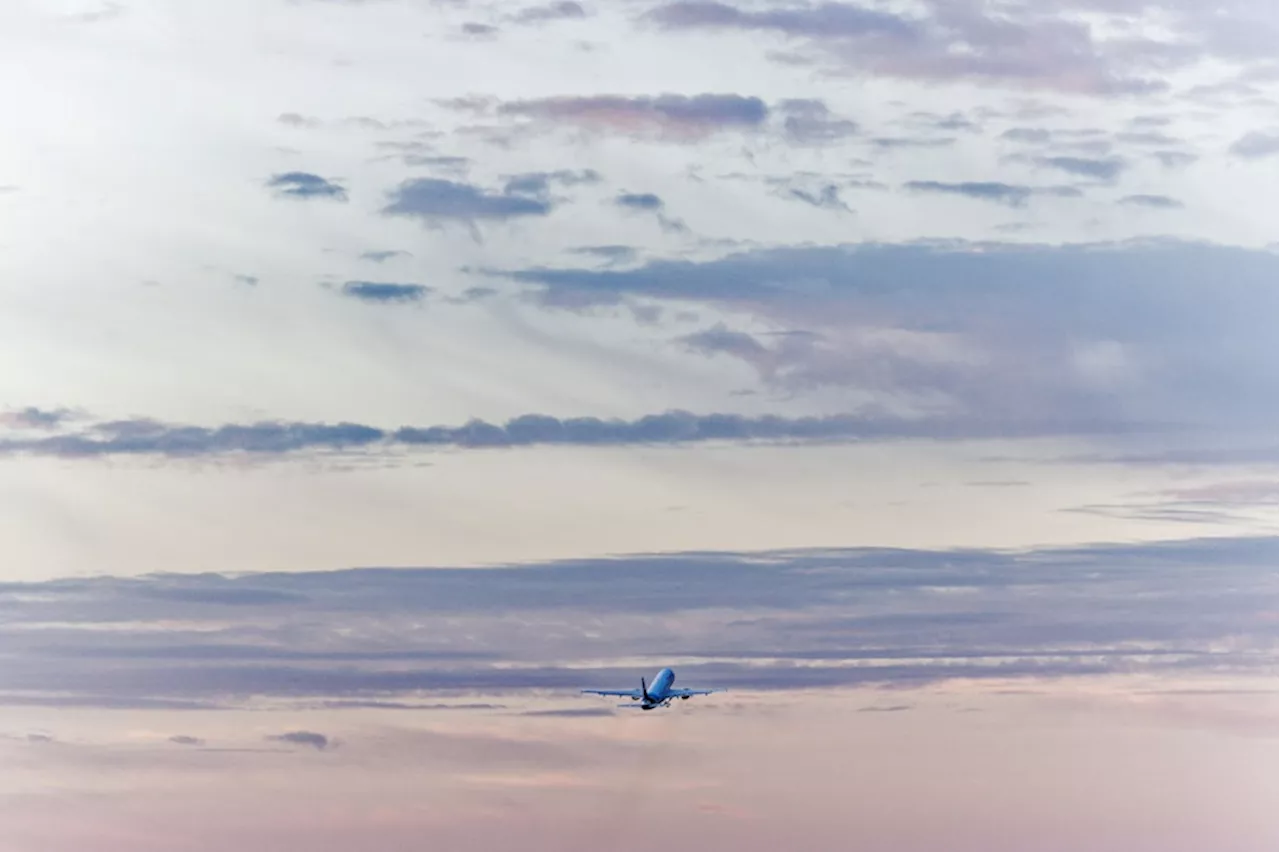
[581,667,723,710]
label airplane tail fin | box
[641,676,650,702]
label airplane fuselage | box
[639,667,678,709]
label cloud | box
[1152,151,1198,168]
[1031,155,1126,181]
[359,250,410,263]
[512,1,586,24]
[0,536,1273,707]
[870,136,956,149]
[1229,130,1278,160]
[265,172,348,200]
[168,735,205,746]
[615,192,664,211]
[780,183,851,211]
[777,99,858,144]
[461,21,499,37]
[903,180,1081,206]
[277,112,322,129]
[492,93,769,140]
[1,406,76,430]
[642,1,1172,94]
[338,281,431,303]
[495,238,1277,440]
[268,731,330,750]
[382,178,554,226]
[1118,194,1183,209]
[0,403,1199,462]
[568,245,637,265]
[0,419,387,457]
[502,169,601,199]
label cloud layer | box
[1,535,1273,708]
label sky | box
[0,0,1277,850]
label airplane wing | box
[668,688,723,698]
[581,688,643,699]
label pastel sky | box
[0,0,1276,850]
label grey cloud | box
[1115,130,1180,146]
[1118,194,1183,209]
[1,406,76,430]
[265,172,348,200]
[1002,128,1053,143]
[778,99,859,144]
[339,281,431,303]
[382,178,553,225]
[857,704,912,712]
[1229,130,1278,160]
[495,239,1277,441]
[169,735,205,746]
[0,408,1118,460]
[870,136,955,149]
[1032,155,1126,180]
[782,183,850,211]
[402,155,471,177]
[461,22,499,36]
[277,112,322,129]
[569,245,637,265]
[644,1,1167,95]
[1152,150,1198,168]
[268,731,330,750]
[359,250,410,263]
[645,1,916,39]
[233,274,258,287]
[494,93,769,139]
[615,192,664,211]
[0,537,1273,706]
[513,1,586,24]
[0,419,386,458]
[502,169,601,199]
[903,180,1081,206]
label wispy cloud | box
[1118,194,1183,209]
[511,1,587,25]
[903,180,1081,206]
[490,93,769,140]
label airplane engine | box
[680,695,689,700]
